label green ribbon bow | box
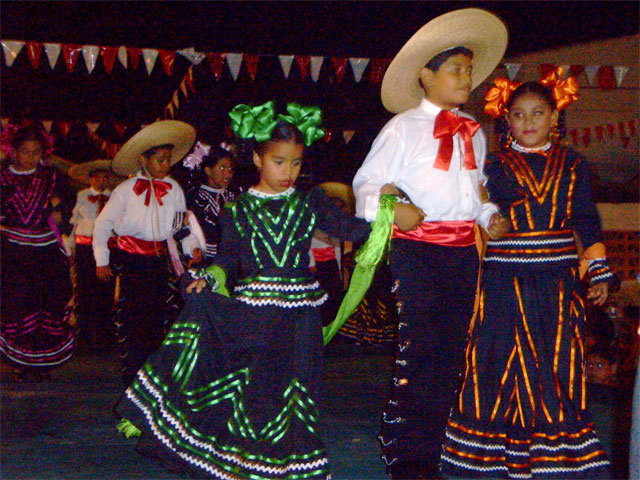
[277,103,325,146]
[229,101,278,142]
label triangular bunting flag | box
[113,123,126,139]
[42,120,53,133]
[177,47,206,65]
[559,65,570,78]
[57,121,71,137]
[585,65,600,86]
[595,125,604,142]
[87,122,100,133]
[582,127,591,148]
[310,56,324,82]
[613,66,629,87]
[331,57,348,82]
[628,120,636,137]
[343,130,355,144]
[570,128,578,145]
[569,65,585,79]
[295,56,311,81]
[82,45,100,74]
[208,53,225,80]
[101,46,118,74]
[369,58,390,84]
[226,53,243,81]
[142,48,159,75]
[278,55,294,78]
[244,54,260,81]
[127,47,141,70]
[1,118,9,130]
[158,49,175,76]
[1,40,24,67]
[349,58,370,83]
[504,63,521,81]
[606,124,615,139]
[617,122,627,140]
[117,46,128,69]
[44,43,61,69]
[597,66,616,90]
[539,63,556,79]
[62,44,82,73]
[26,42,42,69]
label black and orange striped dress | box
[441,144,614,479]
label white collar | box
[248,187,295,199]
[201,184,226,193]
[418,97,460,116]
[9,165,36,175]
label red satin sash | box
[75,235,93,245]
[117,235,167,256]
[312,247,337,262]
[392,220,476,247]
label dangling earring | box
[506,131,514,148]
[549,123,560,144]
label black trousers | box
[379,239,479,476]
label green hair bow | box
[278,103,325,146]
[229,101,278,143]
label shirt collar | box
[419,97,460,116]
[201,184,225,193]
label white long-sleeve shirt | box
[93,172,191,266]
[70,187,111,239]
[353,97,497,229]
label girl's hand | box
[487,213,511,240]
[587,282,608,306]
[380,183,400,196]
[96,265,113,282]
[394,202,425,232]
[186,278,208,294]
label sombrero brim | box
[68,160,112,184]
[318,182,356,213]
[112,120,196,177]
[381,8,508,114]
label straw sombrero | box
[112,120,196,177]
[68,159,127,189]
[381,8,508,114]
[318,182,356,214]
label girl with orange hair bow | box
[441,75,618,479]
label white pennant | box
[503,63,521,81]
[44,43,61,69]
[278,55,295,78]
[226,53,243,81]
[177,47,206,65]
[349,58,370,83]
[559,65,570,78]
[142,48,159,75]
[42,120,53,133]
[2,118,10,130]
[86,122,100,133]
[82,45,100,74]
[117,46,128,69]
[2,40,24,67]
[342,130,355,144]
[614,65,629,87]
[310,56,324,82]
[585,65,600,86]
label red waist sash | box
[312,247,337,262]
[75,235,93,245]
[392,220,476,247]
[117,235,167,256]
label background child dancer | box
[116,101,385,479]
[352,9,509,478]
[93,120,202,386]
[68,160,115,352]
[441,72,617,479]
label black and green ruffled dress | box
[116,186,370,479]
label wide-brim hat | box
[112,120,196,177]
[381,8,508,114]
[68,159,127,189]
[318,182,356,214]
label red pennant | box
[127,47,141,70]
[331,57,349,82]
[295,56,310,81]
[595,125,604,142]
[26,42,42,69]
[618,122,627,140]
[62,44,82,73]
[597,66,616,90]
[58,121,71,137]
[569,65,585,79]
[100,46,118,74]
[244,54,260,81]
[207,53,225,80]
[369,58,391,84]
[323,129,333,143]
[539,63,557,79]
[628,120,636,137]
[582,127,591,147]
[113,122,126,139]
[606,124,615,139]
[622,136,630,148]
[570,128,578,145]
[158,49,175,76]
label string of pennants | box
[569,119,637,149]
[2,39,634,89]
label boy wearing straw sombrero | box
[352,9,510,478]
[93,120,204,385]
[68,160,116,352]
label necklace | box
[511,141,552,154]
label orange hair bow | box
[540,67,579,110]
[483,77,521,118]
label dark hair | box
[235,120,304,166]
[11,123,49,151]
[497,81,567,147]
[201,145,235,170]
[425,46,473,72]
[88,168,109,178]
[141,144,174,158]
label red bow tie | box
[133,178,172,206]
[433,110,480,171]
[88,193,109,212]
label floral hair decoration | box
[182,141,211,170]
[0,122,55,159]
[483,66,579,119]
[229,101,325,147]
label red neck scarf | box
[433,110,480,171]
[133,178,172,206]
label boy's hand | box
[380,182,400,196]
[188,248,203,267]
[394,203,425,232]
[186,278,208,294]
[96,265,113,281]
[587,282,608,306]
[487,213,510,240]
